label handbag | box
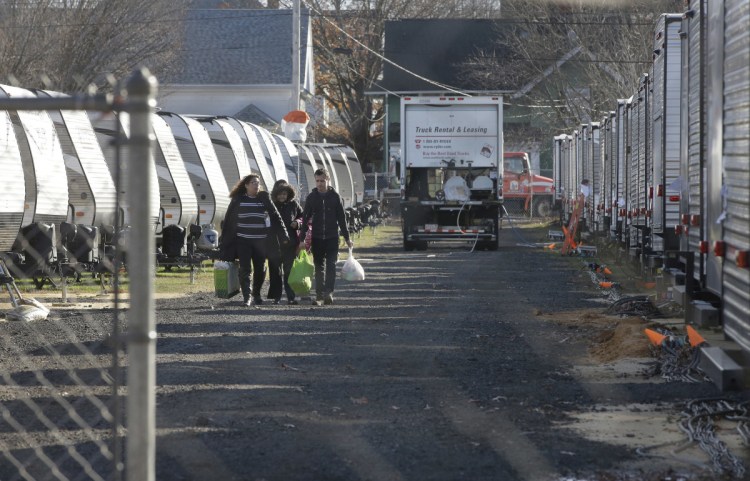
[288,250,314,296]
[214,260,240,298]
[341,248,365,281]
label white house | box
[157,7,315,129]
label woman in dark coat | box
[266,180,303,304]
[220,174,289,307]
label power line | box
[453,55,653,64]
[301,0,472,96]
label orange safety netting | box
[561,193,585,255]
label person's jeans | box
[268,244,297,301]
[237,237,266,300]
[310,237,339,299]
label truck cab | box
[502,152,555,217]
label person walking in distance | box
[219,174,289,307]
[267,180,303,305]
[300,168,353,306]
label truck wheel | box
[478,239,498,251]
[416,241,428,251]
[534,199,552,218]
[404,239,416,251]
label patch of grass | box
[8,225,397,297]
[342,224,400,258]
[11,264,217,296]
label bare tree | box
[458,0,683,132]
[301,0,505,171]
[0,0,187,92]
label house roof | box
[234,103,279,129]
[375,18,516,94]
[164,8,311,86]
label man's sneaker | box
[243,297,253,307]
[288,299,299,305]
[324,293,334,305]
[311,298,323,306]
[252,297,263,306]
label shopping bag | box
[341,248,365,281]
[214,260,240,299]
[288,250,314,296]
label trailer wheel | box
[415,241,428,251]
[534,198,552,218]
[403,239,415,251]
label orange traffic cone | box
[644,328,667,346]
[686,325,707,347]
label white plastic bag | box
[341,248,365,281]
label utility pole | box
[290,0,301,112]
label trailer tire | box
[534,198,552,218]
[415,241,428,251]
[403,239,415,251]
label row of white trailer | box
[553,4,749,359]
[0,83,364,278]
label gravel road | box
[1,222,746,481]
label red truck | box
[502,152,555,217]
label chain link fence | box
[0,292,124,481]
[1,69,155,481]
[364,173,400,219]
[502,191,555,222]
[364,172,557,223]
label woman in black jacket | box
[267,180,303,304]
[220,174,289,307]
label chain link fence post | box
[125,68,157,481]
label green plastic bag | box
[214,261,240,299]
[288,250,314,296]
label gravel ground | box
[1,222,748,481]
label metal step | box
[699,346,744,391]
[669,284,686,306]
[687,300,720,328]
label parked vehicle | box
[502,151,555,218]
[0,99,365,281]
[705,0,750,352]
[399,96,503,251]
[0,109,25,253]
[552,6,750,383]
[1,85,69,283]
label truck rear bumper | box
[407,227,495,242]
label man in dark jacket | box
[300,168,353,306]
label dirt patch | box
[536,308,654,362]
[589,318,653,362]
